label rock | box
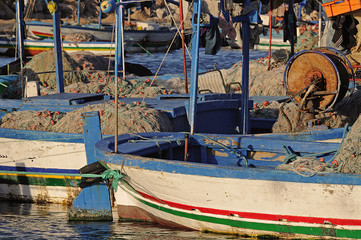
[130,10,150,21]
[156,8,167,19]
[155,0,165,8]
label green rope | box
[282,145,298,164]
[136,43,153,56]
[102,169,123,192]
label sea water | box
[0,48,267,239]
[0,202,250,239]
[126,48,268,75]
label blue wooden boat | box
[0,0,255,204]
[25,21,176,54]
[73,0,361,238]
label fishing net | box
[52,102,172,134]
[3,50,85,98]
[0,109,65,131]
[332,114,361,174]
[276,157,335,176]
[0,102,172,135]
[272,91,361,133]
[69,52,112,71]
[64,32,95,42]
[295,25,319,52]
[23,50,84,89]
[249,66,286,96]
[224,55,287,96]
[250,101,280,119]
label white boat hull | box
[0,135,85,204]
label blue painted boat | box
[0,0,255,205]
[73,0,361,238]
[25,20,177,54]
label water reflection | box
[0,202,249,239]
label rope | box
[194,133,249,167]
[163,0,191,58]
[278,124,350,177]
[140,32,179,104]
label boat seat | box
[198,69,241,94]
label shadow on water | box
[0,201,251,239]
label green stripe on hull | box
[257,43,291,48]
[0,175,81,187]
[130,190,360,238]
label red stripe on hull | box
[137,190,361,226]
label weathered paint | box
[109,163,361,238]
[0,136,85,204]
[93,132,361,238]
[68,183,112,221]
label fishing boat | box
[0,0,252,204]
[74,0,361,238]
[0,37,132,57]
[227,27,291,50]
[25,21,177,54]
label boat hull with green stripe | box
[0,37,132,57]
[0,129,86,204]
[0,93,112,205]
[94,131,361,239]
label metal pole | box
[267,1,272,70]
[179,0,188,93]
[52,0,64,93]
[288,0,295,57]
[241,0,250,134]
[114,3,123,153]
[77,0,80,25]
[16,0,25,97]
[318,3,322,47]
[188,0,201,134]
[98,0,102,29]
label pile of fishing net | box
[39,76,174,98]
[0,109,65,132]
[276,113,361,175]
[224,53,287,96]
[250,101,281,119]
[3,50,84,98]
[23,50,84,89]
[332,115,361,174]
[3,49,176,98]
[276,157,335,176]
[272,91,361,133]
[295,25,319,52]
[69,52,111,71]
[64,32,96,42]
[0,101,172,135]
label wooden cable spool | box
[284,47,355,112]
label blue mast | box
[188,0,202,134]
[77,0,81,25]
[47,0,65,93]
[15,0,25,60]
[240,0,251,134]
